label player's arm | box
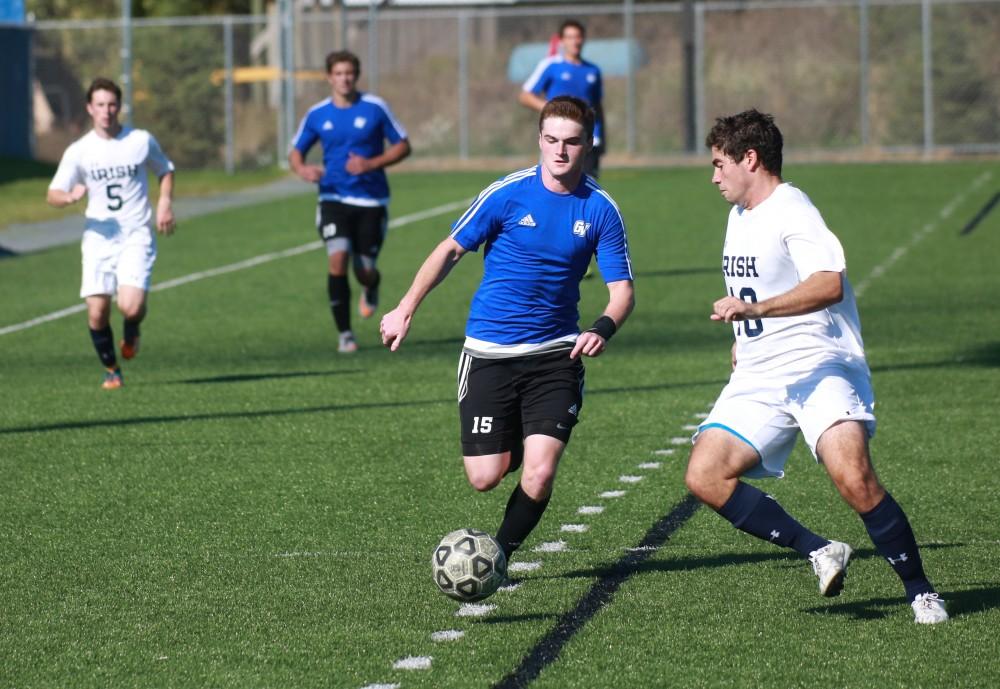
[155,171,176,235]
[593,102,606,149]
[288,147,324,183]
[46,185,86,207]
[345,139,411,175]
[380,237,468,351]
[711,270,843,323]
[571,279,635,359]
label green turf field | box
[1,162,998,689]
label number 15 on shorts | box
[471,416,493,434]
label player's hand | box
[156,203,176,235]
[69,184,87,203]
[379,307,412,352]
[345,152,372,175]
[570,331,606,359]
[711,296,757,323]
[298,165,324,183]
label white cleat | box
[338,331,358,354]
[912,592,949,624]
[809,541,853,597]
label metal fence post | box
[694,1,705,151]
[624,0,636,155]
[922,0,934,156]
[121,0,132,126]
[368,0,378,94]
[224,16,235,174]
[859,0,869,147]
[458,10,469,159]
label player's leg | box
[113,232,156,360]
[816,420,946,621]
[492,351,582,559]
[115,285,147,360]
[81,237,122,388]
[318,201,356,351]
[352,206,386,319]
[459,352,519,492]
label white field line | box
[854,171,992,298]
[0,198,472,337]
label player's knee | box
[466,471,502,492]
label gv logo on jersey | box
[560,71,572,81]
[353,116,367,129]
[586,73,597,83]
[572,220,591,237]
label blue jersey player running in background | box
[520,20,605,177]
[289,50,410,353]
[380,96,634,564]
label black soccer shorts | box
[315,201,387,257]
[457,349,585,456]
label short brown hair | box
[559,19,585,38]
[325,50,360,75]
[86,77,122,104]
[539,96,595,143]
[705,109,783,176]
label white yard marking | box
[360,684,400,689]
[578,505,605,514]
[498,580,522,592]
[618,475,643,484]
[561,523,589,533]
[534,541,568,553]
[694,412,709,419]
[431,630,465,642]
[456,603,496,617]
[669,437,690,445]
[681,424,699,431]
[0,199,473,337]
[637,462,662,470]
[393,656,432,670]
[509,561,542,572]
[626,545,659,553]
[653,449,676,456]
[854,171,992,298]
[599,490,626,498]
[275,551,322,558]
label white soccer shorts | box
[79,224,157,297]
[695,361,876,479]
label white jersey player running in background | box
[684,109,948,624]
[47,77,175,389]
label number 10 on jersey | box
[729,286,764,337]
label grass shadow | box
[173,369,362,384]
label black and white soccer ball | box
[432,528,507,602]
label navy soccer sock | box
[123,318,141,345]
[718,481,829,557]
[89,326,118,368]
[496,483,550,560]
[860,493,934,601]
[327,274,351,333]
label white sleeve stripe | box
[450,167,536,237]
[289,98,331,150]
[522,56,556,92]
[361,93,409,140]
[586,180,634,279]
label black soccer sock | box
[364,269,381,294]
[122,318,141,345]
[718,481,829,557]
[860,492,934,601]
[327,274,351,333]
[496,483,550,559]
[89,326,118,368]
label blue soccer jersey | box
[450,166,632,350]
[291,93,407,207]
[522,56,604,142]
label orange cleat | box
[101,367,124,389]
[120,337,140,360]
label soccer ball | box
[431,528,507,602]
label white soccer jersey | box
[721,183,867,374]
[49,127,174,232]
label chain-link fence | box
[28,0,1000,171]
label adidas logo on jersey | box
[354,116,367,128]
[518,214,537,227]
[322,120,334,130]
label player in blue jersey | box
[520,20,605,177]
[686,109,947,623]
[289,50,411,353]
[380,96,634,564]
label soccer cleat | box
[912,592,949,624]
[358,286,378,319]
[338,331,358,354]
[101,367,124,390]
[120,337,140,360]
[809,540,853,597]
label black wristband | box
[587,315,617,341]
